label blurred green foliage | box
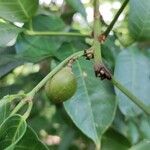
[0,0,150,149]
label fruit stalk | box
[27,51,84,98]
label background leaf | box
[14,126,48,150]
[65,0,86,18]
[16,14,66,62]
[0,46,24,78]
[101,129,130,150]
[129,140,150,150]
[129,0,150,41]
[0,22,23,47]
[114,46,150,117]
[101,36,120,70]
[0,0,39,22]
[139,116,150,140]
[0,115,27,150]
[0,96,13,125]
[127,120,140,144]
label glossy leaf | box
[0,115,27,150]
[0,0,39,22]
[64,57,117,145]
[14,126,48,150]
[0,22,23,47]
[129,0,150,41]
[16,14,66,62]
[114,46,150,117]
[129,140,150,150]
[65,0,86,18]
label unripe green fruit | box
[45,67,77,103]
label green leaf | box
[0,55,22,78]
[101,36,120,70]
[55,43,117,144]
[129,140,150,150]
[0,95,13,125]
[101,129,130,150]
[127,120,140,144]
[129,0,150,41]
[16,14,66,62]
[0,115,27,150]
[0,0,39,22]
[139,116,150,140]
[65,0,86,18]
[14,126,48,150]
[64,57,117,145]
[0,22,23,47]
[114,46,150,117]
[0,46,24,78]
[112,109,128,137]
[116,22,135,47]
[55,40,88,60]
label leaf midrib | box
[76,60,99,143]
[17,0,29,19]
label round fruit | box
[45,67,77,103]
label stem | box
[23,101,33,120]
[104,0,129,37]
[93,0,102,64]
[24,30,90,37]
[95,143,101,150]
[27,51,84,98]
[10,99,27,116]
[28,19,33,31]
[112,77,150,115]
[10,97,33,120]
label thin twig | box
[24,30,90,37]
[100,0,129,40]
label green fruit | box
[45,67,77,103]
